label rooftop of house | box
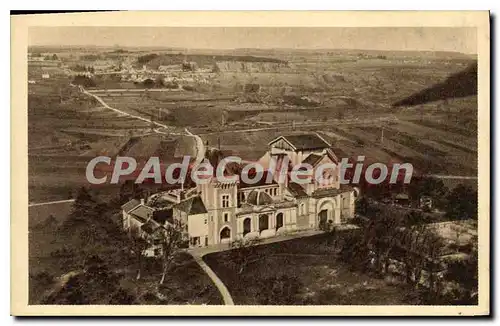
[395,193,410,200]
[140,219,162,235]
[129,205,155,223]
[121,199,141,213]
[287,182,308,198]
[269,133,331,151]
[174,196,208,215]
[239,171,278,189]
[312,184,354,199]
[301,153,323,167]
[246,190,273,206]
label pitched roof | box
[287,182,308,198]
[246,190,273,206]
[329,147,348,161]
[129,205,154,223]
[239,171,277,189]
[269,134,331,151]
[140,219,161,235]
[312,185,354,199]
[301,153,323,167]
[395,193,410,200]
[152,208,173,225]
[174,196,208,215]
[121,199,141,213]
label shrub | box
[256,275,302,305]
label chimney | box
[140,198,145,205]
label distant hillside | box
[214,61,290,73]
[137,53,287,69]
[392,62,477,107]
[233,48,476,59]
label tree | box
[130,235,149,280]
[339,231,372,272]
[409,177,448,209]
[143,78,155,88]
[69,187,97,219]
[257,275,302,305]
[158,219,185,284]
[355,196,370,216]
[154,76,165,88]
[398,224,443,289]
[445,184,478,220]
[42,254,133,304]
[444,235,478,304]
[72,75,96,88]
[365,209,402,275]
[227,238,263,274]
[404,210,431,226]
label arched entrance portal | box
[317,199,337,230]
[243,218,251,236]
[220,227,231,241]
[259,214,269,233]
[276,213,284,230]
[318,210,328,230]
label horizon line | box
[27,45,478,56]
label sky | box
[29,27,477,54]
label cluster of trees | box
[362,176,478,220]
[444,184,478,220]
[137,53,159,65]
[223,239,305,305]
[72,75,96,88]
[141,77,180,89]
[340,202,478,304]
[44,54,59,61]
[31,52,58,60]
[80,54,102,61]
[31,187,186,305]
[71,65,95,73]
[136,52,287,69]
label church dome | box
[246,190,273,206]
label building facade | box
[122,133,356,252]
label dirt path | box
[184,127,205,167]
[81,87,171,129]
[191,255,234,305]
[29,199,75,207]
[80,86,205,169]
[425,174,478,180]
[188,226,358,305]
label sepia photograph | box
[10,11,490,316]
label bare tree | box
[158,219,184,284]
[365,209,402,276]
[130,235,149,280]
[399,224,443,288]
[228,238,263,275]
[450,223,467,251]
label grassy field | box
[197,115,477,176]
[204,233,414,305]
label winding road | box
[192,255,234,305]
[80,86,205,168]
[28,199,75,207]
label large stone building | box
[122,133,356,253]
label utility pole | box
[380,123,385,144]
